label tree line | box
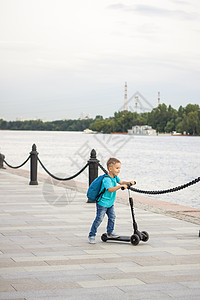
[0,118,93,132]
[0,103,199,135]
[89,103,200,135]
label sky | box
[0,0,200,121]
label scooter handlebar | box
[121,181,136,190]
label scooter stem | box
[129,196,138,233]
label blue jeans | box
[89,203,116,237]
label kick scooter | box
[101,183,149,246]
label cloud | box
[107,3,127,11]
[134,4,197,20]
[107,2,198,20]
[0,40,39,50]
[107,3,126,10]
[170,0,190,5]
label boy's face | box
[109,162,121,176]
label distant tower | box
[158,92,161,106]
[124,82,128,111]
[135,95,138,113]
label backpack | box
[87,174,110,202]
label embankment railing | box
[0,144,200,198]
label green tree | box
[186,111,199,135]
[0,119,7,129]
[178,105,185,118]
[148,104,168,132]
[185,104,199,114]
[165,120,175,133]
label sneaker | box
[107,232,120,238]
[88,236,96,244]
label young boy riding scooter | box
[88,157,135,244]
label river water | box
[0,130,199,208]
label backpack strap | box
[96,174,111,202]
[96,188,106,201]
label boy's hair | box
[107,158,121,169]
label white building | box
[128,125,157,136]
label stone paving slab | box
[0,170,200,300]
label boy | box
[88,157,135,244]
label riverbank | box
[3,167,200,225]
[1,130,199,209]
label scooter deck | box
[106,235,131,242]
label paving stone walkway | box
[0,170,200,300]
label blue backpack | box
[87,174,110,202]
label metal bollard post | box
[29,144,38,185]
[87,149,99,202]
[0,153,5,169]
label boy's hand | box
[121,184,128,190]
[130,181,136,185]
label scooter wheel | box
[130,234,140,246]
[141,231,149,242]
[101,233,108,242]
